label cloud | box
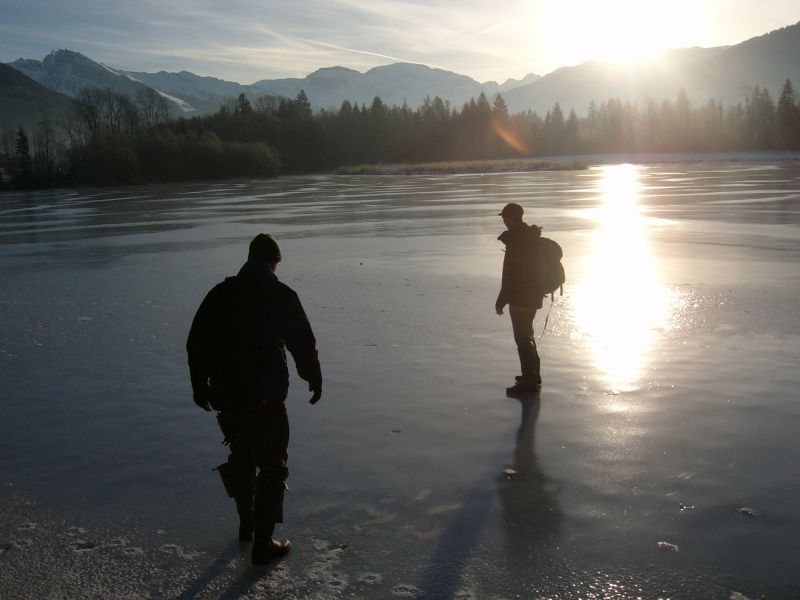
[1,0,798,83]
[295,37,442,68]
[0,0,550,81]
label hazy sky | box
[1,0,797,83]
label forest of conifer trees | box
[2,78,800,189]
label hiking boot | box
[506,380,541,396]
[252,537,291,565]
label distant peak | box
[308,66,361,77]
[366,62,434,74]
[47,49,86,59]
[43,49,94,65]
[500,73,540,86]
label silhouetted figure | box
[495,203,544,395]
[187,234,322,565]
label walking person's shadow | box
[498,392,562,563]
[176,541,283,600]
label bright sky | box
[0,0,797,84]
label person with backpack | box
[186,233,322,565]
[495,203,546,396]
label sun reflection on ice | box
[571,164,677,391]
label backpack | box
[535,236,565,300]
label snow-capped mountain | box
[7,19,798,122]
[123,70,246,114]
[7,50,539,116]
[126,63,540,113]
[9,50,194,113]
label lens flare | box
[492,119,530,154]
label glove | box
[193,387,212,412]
[309,379,322,405]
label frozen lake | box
[1,162,799,598]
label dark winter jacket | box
[187,258,321,411]
[496,222,544,311]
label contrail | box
[295,36,448,70]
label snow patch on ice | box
[122,545,144,556]
[736,507,760,517]
[391,583,423,597]
[657,541,679,552]
[304,543,349,595]
[158,543,202,559]
[357,572,384,585]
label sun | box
[534,0,704,66]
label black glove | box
[309,379,322,405]
[193,387,212,412]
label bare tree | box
[254,94,279,112]
[136,87,170,130]
[33,111,56,180]
[72,88,140,140]
[73,88,104,139]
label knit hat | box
[499,202,524,220]
[249,233,282,262]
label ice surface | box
[2,162,800,598]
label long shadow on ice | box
[415,476,496,598]
[499,393,562,564]
[176,541,280,600]
[416,392,561,598]
[175,541,240,599]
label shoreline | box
[336,158,588,175]
[3,151,800,193]
[335,150,800,176]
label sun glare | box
[535,0,704,66]
[571,165,676,390]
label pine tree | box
[236,93,253,115]
[14,127,33,185]
[776,79,800,149]
[745,86,775,149]
[295,90,312,119]
[492,95,509,119]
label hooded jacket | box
[496,222,544,311]
[187,258,321,411]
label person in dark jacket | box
[495,203,544,395]
[187,233,322,565]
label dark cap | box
[499,202,524,219]
[249,233,281,262]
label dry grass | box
[337,158,588,175]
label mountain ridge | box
[3,20,799,133]
[0,62,72,132]
[503,21,800,114]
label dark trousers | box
[510,306,541,384]
[217,401,289,536]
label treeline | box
[1,87,279,188]
[2,79,800,189]
[182,80,800,172]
